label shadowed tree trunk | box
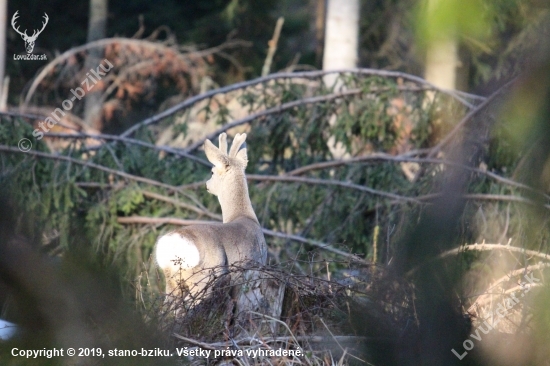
[0,0,7,111]
[314,0,326,69]
[83,0,108,130]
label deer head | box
[204,132,258,224]
[11,11,49,54]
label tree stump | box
[231,265,285,336]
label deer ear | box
[204,139,229,169]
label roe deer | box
[155,133,267,305]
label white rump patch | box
[156,233,200,269]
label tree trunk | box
[322,0,359,87]
[424,38,459,90]
[423,0,460,91]
[314,0,326,69]
[232,267,285,336]
[322,0,360,159]
[83,0,108,129]
[0,0,7,111]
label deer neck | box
[218,173,258,224]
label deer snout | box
[206,173,221,195]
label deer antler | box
[11,11,48,41]
[30,13,49,40]
[11,11,28,38]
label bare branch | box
[262,228,368,264]
[140,190,221,220]
[42,131,209,166]
[184,89,363,153]
[191,39,253,58]
[0,144,181,191]
[414,192,550,208]
[286,152,550,199]
[117,217,213,226]
[262,17,285,76]
[184,86,461,156]
[247,174,420,203]
[4,139,543,208]
[407,240,550,277]
[463,193,550,207]
[121,68,484,138]
[36,127,545,206]
[287,150,429,175]
[172,333,217,350]
[1,110,83,133]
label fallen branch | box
[407,240,550,277]
[286,151,549,200]
[172,333,217,350]
[121,68,482,138]
[117,216,213,227]
[184,88,363,153]
[414,192,550,209]
[0,144,181,192]
[34,132,550,202]
[1,110,84,133]
[262,228,367,264]
[43,131,209,166]
[462,193,550,207]
[3,143,543,212]
[140,190,221,220]
[247,174,419,203]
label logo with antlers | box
[11,11,49,54]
